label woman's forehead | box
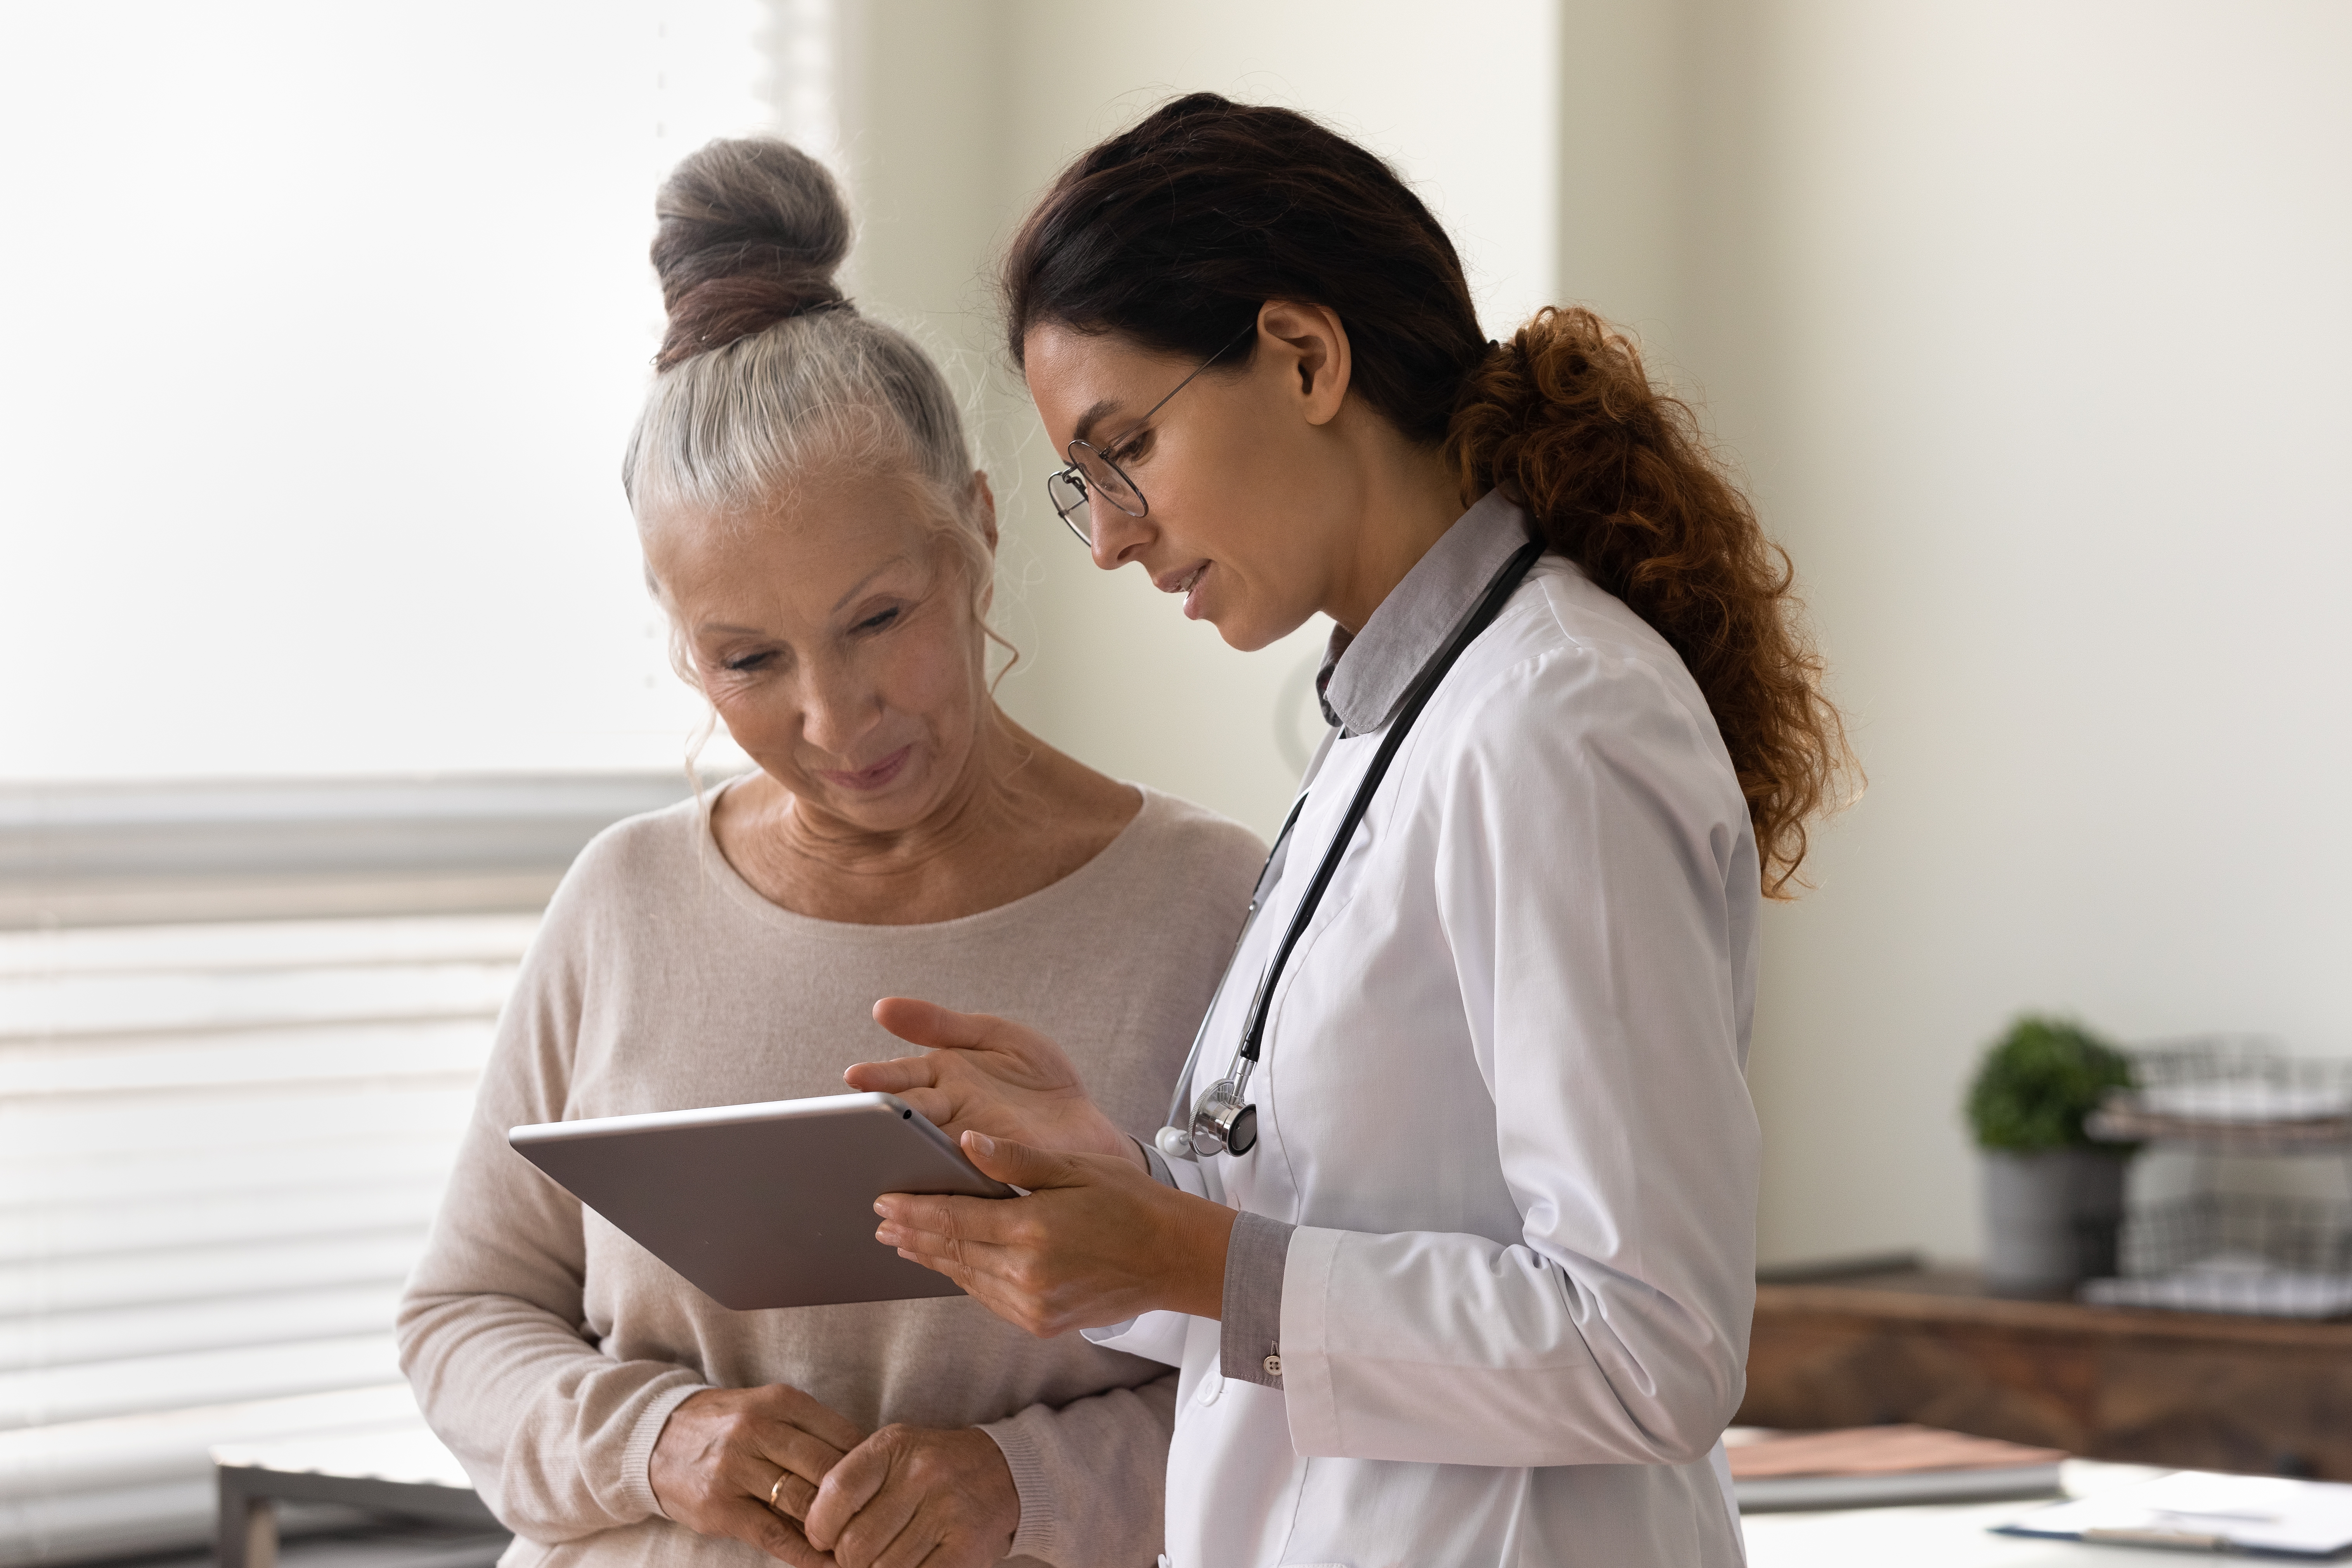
[649,489,939,598]
[1023,325,1187,440]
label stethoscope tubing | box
[1159,537,1547,1153]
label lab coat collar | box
[1316,488,1538,736]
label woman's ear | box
[1257,300,1353,427]
[969,470,999,552]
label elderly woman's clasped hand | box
[647,1383,1017,1568]
[845,1000,1237,1336]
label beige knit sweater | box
[398,786,1263,1568]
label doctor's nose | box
[1086,503,1153,571]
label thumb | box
[963,1129,1083,1190]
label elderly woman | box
[397,139,1262,1568]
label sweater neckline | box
[693,776,1164,941]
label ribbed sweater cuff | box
[625,1379,710,1520]
[978,1412,1056,1563]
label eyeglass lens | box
[1049,443,1147,541]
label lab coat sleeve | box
[1278,642,1761,1468]
[396,881,709,1540]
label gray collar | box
[1316,490,1536,736]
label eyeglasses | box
[1044,322,1256,546]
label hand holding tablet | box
[509,1092,1014,1310]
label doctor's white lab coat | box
[1089,548,1761,1568]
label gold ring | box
[767,1473,787,1512]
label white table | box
[1742,1462,2239,1568]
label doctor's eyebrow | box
[1069,398,1126,449]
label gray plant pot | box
[1980,1148,2129,1298]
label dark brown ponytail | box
[1449,310,1850,894]
[1005,94,1853,895]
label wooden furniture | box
[213,1424,501,1568]
[1739,1267,2352,1480]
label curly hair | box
[1005,93,1853,894]
[1449,308,1851,892]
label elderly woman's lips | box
[816,747,913,791]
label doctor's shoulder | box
[1445,558,1748,810]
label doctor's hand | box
[649,1384,863,1565]
[875,1131,1234,1336]
[802,1424,1017,1568]
[846,999,1140,1166]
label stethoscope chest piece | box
[1188,1071,1257,1157]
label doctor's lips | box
[1155,561,1212,619]
[814,745,913,792]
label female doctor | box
[844,94,1850,1568]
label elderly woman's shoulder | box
[538,792,711,922]
[1126,787,1269,892]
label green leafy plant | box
[1966,1015,2135,1152]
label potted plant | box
[1966,1015,2137,1297]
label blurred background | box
[3,0,2348,1562]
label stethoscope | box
[1155,536,1547,1161]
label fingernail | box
[872,1199,888,1217]
[875,1224,900,1245]
[968,1131,996,1156]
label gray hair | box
[622,138,992,601]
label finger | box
[760,1385,869,1457]
[870,1524,949,1568]
[826,1484,922,1568]
[868,996,996,1051]
[754,1421,854,1489]
[871,1189,1023,1241]
[801,1433,895,1552]
[839,1053,936,1095]
[716,1495,833,1568]
[761,1467,819,1521]
[958,1130,1084,1192]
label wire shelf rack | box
[2084,1193,2352,1318]
[2088,1037,2352,1153]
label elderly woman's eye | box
[854,608,901,634]
[721,651,775,673]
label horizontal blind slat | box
[0,1331,403,1429]
[0,1284,407,1374]
[0,1178,448,1264]
[0,1228,428,1316]
[0,1137,461,1209]
[0,914,538,977]
[0,964,518,1041]
[0,1383,421,1499]
[1,1019,499,1097]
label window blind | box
[0,776,690,1566]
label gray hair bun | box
[651,138,853,371]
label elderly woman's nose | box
[797,665,884,754]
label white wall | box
[1600,1,2352,1265]
[840,0,1560,842]
[0,1,774,783]
[847,0,2352,1265]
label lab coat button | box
[1263,1353,1283,1378]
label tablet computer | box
[509,1092,1014,1310]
